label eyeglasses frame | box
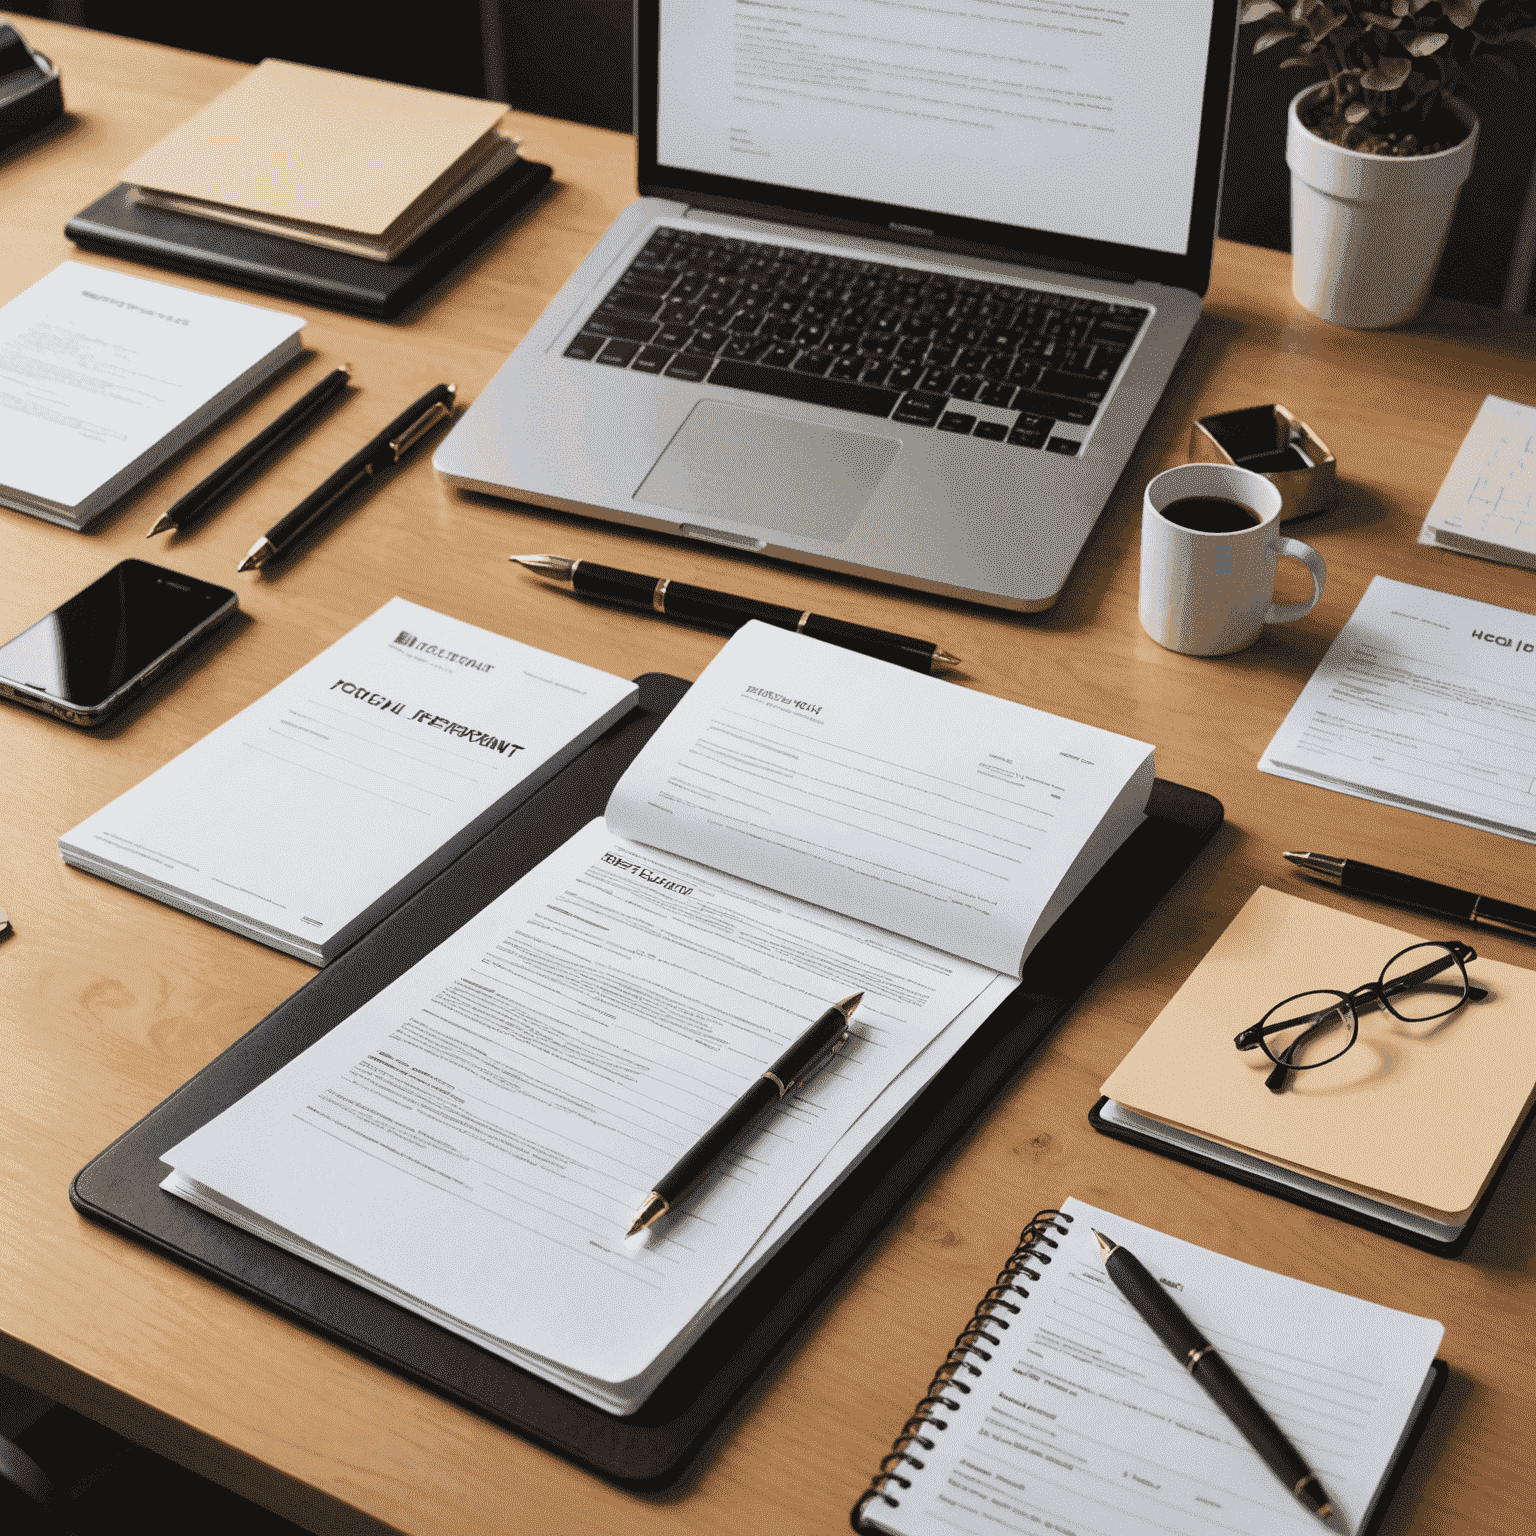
[1233,940,1489,1094]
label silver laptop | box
[435,2,1238,612]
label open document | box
[161,623,1153,1409]
[61,599,638,961]
[1260,577,1536,842]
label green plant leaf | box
[1240,1,1285,22]
[1254,27,1299,50]
[1279,54,1317,65]
[1443,0,1484,26]
[1405,31,1449,53]
[1363,10,1402,26]
[1361,55,1414,86]
[1484,52,1521,76]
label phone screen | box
[0,560,233,708]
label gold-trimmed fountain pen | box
[628,991,862,1236]
[512,555,960,673]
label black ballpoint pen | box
[1093,1229,1336,1526]
[1285,851,1536,939]
[236,383,455,571]
[511,555,961,673]
[147,365,351,537]
[628,991,862,1236]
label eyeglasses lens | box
[1381,943,1468,1024]
[1257,992,1355,1070]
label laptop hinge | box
[658,190,1142,289]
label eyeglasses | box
[1233,941,1488,1094]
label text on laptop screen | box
[657,0,1215,258]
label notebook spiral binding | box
[853,1208,1074,1528]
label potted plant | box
[1240,0,1536,328]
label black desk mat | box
[72,673,1223,1488]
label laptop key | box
[586,314,659,343]
[1046,436,1081,456]
[891,391,945,427]
[663,355,712,382]
[631,346,673,374]
[706,358,902,418]
[947,376,981,402]
[1007,425,1049,448]
[972,421,1008,442]
[1011,390,1097,425]
[595,339,640,367]
[937,412,976,434]
[563,333,607,361]
[977,381,1017,409]
[654,323,692,349]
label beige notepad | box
[122,60,509,240]
[1101,887,1536,1223]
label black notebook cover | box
[64,159,553,319]
[72,674,1223,1489]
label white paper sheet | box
[1418,395,1536,569]
[0,262,303,521]
[865,1198,1443,1536]
[61,599,638,959]
[163,820,1000,1387]
[1259,576,1536,842]
[608,623,1154,975]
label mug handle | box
[1265,538,1326,625]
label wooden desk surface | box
[2,17,1533,1534]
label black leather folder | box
[64,158,552,319]
[72,674,1223,1489]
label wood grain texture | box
[1,15,1532,1535]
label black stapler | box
[0,24,64,152]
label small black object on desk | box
[1093,1228,1337,1526]
[628,992,862,1236]
[149,365,352,537]
[237,384,453,571]
[512,555,961,674]
[0,25,63,152]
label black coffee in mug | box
[1160,495,1261,533]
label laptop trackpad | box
[633,401,898,542]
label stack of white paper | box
[60,599,639,963]
[0,263,305,528]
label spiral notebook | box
[854,1199,1446,1536]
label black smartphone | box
[0,559,238,726]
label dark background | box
[7,1,1534,312]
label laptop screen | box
[644,0,1232,290]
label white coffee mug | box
[1139,463,1326,657]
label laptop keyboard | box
[562,226,1149,454]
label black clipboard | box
[72,673,1223,1489]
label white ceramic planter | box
[1287,85,1478,329]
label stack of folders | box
[156,622,1157,1412]
[66,62,552,316]
[0,263,303,529]
[1096,887,1536,1250]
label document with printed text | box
[162,623,1153,1408]
[863,1198,1443,1536]
[1260,577,1536,842]
[0,262,304,528]
[61,598,638,962]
